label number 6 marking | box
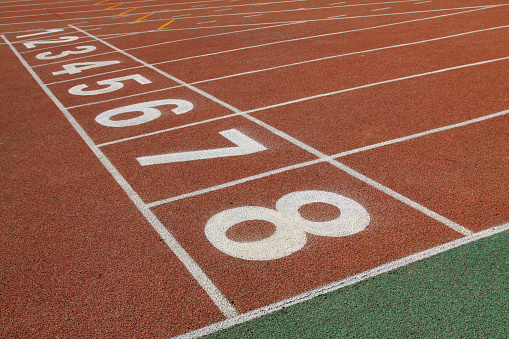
[95,99,194,127]
[205,190,370,260]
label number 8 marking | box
[205,190,370,261]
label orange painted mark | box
[157,20,175,30]
[119,8,137,15]
[106,3,123,9]
[94,0,110,4]
[135,13,154,21]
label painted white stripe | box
[332,109,509,158]
[243,56,509,115]
[329,159,473,235]
[197,20,217,25]
[372,7,391,11]
[1,34,239,320]
[174,222,509,338]
[148,159,326,207]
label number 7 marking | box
[137,129,267,166]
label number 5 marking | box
[68,74,151,96]
[205,190,370,260]
[137,129,267,165]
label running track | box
[1,0,508,337]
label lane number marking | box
[17,29,65,39]
[137,129,267,165]
[23,36,80,49]
[68,74,151,95]
[36,46,97,60]
[205,190,370,260]
[52,60,121,75]
[95,99,194,127]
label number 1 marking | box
[137,129,267,166]
[16,29,64,39]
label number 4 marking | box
[137,129,267,166]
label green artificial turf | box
[206,230,509,338]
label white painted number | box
[36,46,97,60]
[17,29,64,39]
[95,99,194,127]
[53,60,120,75]
[23,36,79,48]
[137,129,267,165]
[68,74,151,96]
[205,190,370,260]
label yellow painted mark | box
[94,0,110,4]
[119,7,137,15]
[135,13,154,21]
[106,2,123,9]
[156,20,175,30]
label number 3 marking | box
[205,190,370,260]
[36,46,97,60]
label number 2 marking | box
[205,190,370,260]
[137,129,267,165]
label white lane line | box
[415,1,432,4]
[44,10,509,87]
[70,25,474,237]
[30,5,498,66]
[141,108,509,207]
[1,33,239,320]
[215,8,232,11]
[243,56,509,115]
[148,159,327,207]
[197,20,217,25]
[65,53,509,114]
[330,159,473,235]
[0,0,222,13]
[175,222,509,338]
[372,7,391,11]
[0,0,480,27]
[329,2,346,5]
[332,109,509,158]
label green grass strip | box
[206,230,509,338]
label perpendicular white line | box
[242,55,509,115]
[147,159,326,207]
[329,159,473,235]
[332,109,509,158]
[0,34,238,320]
[175,222,509,338]
[70,24,473,249]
